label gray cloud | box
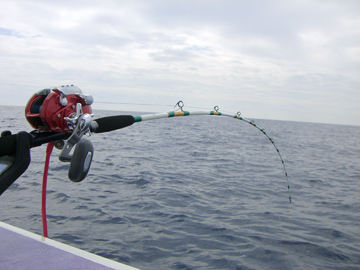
[0,0,359,125]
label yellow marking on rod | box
[174,111,185,117]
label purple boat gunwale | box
[0,221,139,270]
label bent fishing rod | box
[0,85,291,204]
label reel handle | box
[68,139,94,182]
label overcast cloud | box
[0,0,359,125]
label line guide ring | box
[174,101,184,112]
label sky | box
[0,0,359,126]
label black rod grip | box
[0,134,17,157]
[92,115,135,133]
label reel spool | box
[25,85,93,132]
[25,85,95,182]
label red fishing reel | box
[25,85,93,132]
[25,85,95,182]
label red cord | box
[42,142,54,238]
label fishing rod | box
[0,85,291,202]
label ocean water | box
[0,105,359,270]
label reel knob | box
[54,140,65,150]
[68,139,94,182]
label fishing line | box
[97,101,236,114]
[96,101,176,108]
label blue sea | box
[0,105,359,270]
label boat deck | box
[0,221,138,270]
